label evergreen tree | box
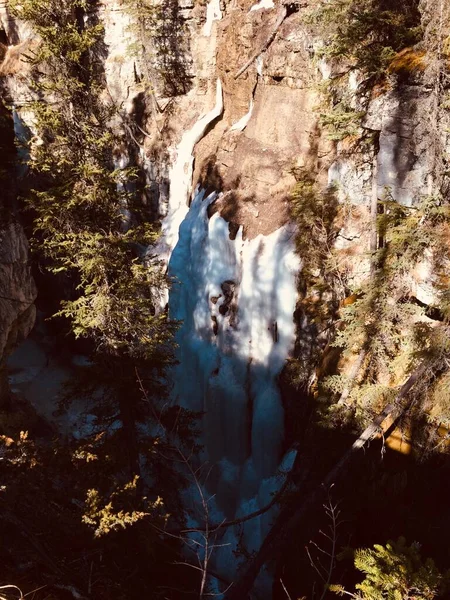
[8,0,199,560]
[309,0,423,84]
[331,538,447,599]
[0,0,205,595]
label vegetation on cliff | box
[1,0,450,598]
[0,0,201,597]
[227,0,450,598]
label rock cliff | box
[0,102,36,403]
[1,1,450,597]
[1,0,448,398]
[1,0,449,390]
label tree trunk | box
[234,6,287,79]
[224,361,429,600]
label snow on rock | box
[154,80,223,269]
[230,99,254,132]
[256,55,264,76]
[203,0,222,36]
[250,0,275,11]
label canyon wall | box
[0,0,448,452]
[0,99,36,403]
[1,0,450,594]
[0,0,448,433]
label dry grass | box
[0,585,23,600]
[388,47,427,75]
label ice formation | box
[155,79,223,268]
[203,0,222,36]
[167,189,300,581]
[230,99,254,132]
[150,75,300,586]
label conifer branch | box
[225,360,433,600]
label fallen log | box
[234,6,287,79]
[225,360,430,599]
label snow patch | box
[230,99,254,132]
[250,0,274,11]
[256,55,264,76]
[203,0,222,36]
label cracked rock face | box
[192,2,334,238]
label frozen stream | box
[168,188,299,582]
[151,80,300,586]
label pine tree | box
[309,0,423,84]
[8,0,200,534]
[331,538,447,599]
[1,1,205,594]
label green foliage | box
[122,0,190,96]
[311,0,422,83]
[0,420,198,598]
[310,0,423,144]
[10,0,104,95]
[11,0,172,361]
[8,0,196,562]
[331,538,446,599]
[82,476,166,537]
[290,172,342,303]
[427,371,450,428]
[288,173,350,388]
[1,0,199,555]
[327,195,450,416]
[319,100,365,142]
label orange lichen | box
[371,79,393,98]
[388,48,427,75]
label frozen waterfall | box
[170,190,299,485]
[167,190,299,581]
[152,81,300,586]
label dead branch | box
[224,360,430,600]
[234,6,288,79]
[306,489,340,600]
[136,370,231,597]
[182,474,291,534]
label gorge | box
[1,0,450,598]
